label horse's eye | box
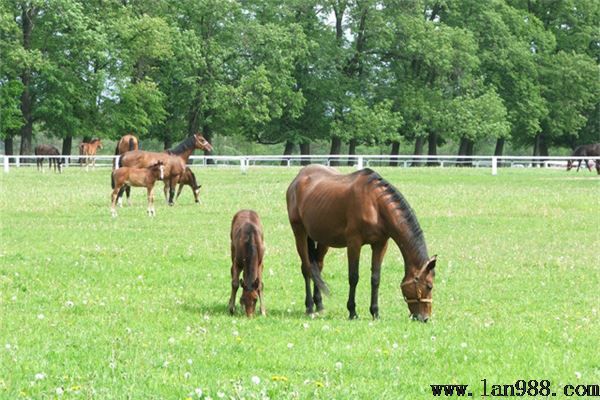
[426,284,433,291]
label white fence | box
[1,154,594,175]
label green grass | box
[1,166,598,399]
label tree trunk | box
[281,140,295,166]
[18,6,37,159]
[202,124,214,164]
[427,132,438,166]
[494,138,505,156]
[163,137,173,150]
[532,133,549,166]
[5,136,14,163]
[389,141,400,166]
[300,142,311,166]
[457,137,468,167]
[62,135,72,156]
[413,136,425,167]
[466,140,474,167]
[329,136,342,166]
[347,139,357,166]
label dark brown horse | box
[566,143,600,174]
[228,210,266,317]
[286,165,436,322]
[117,133,212,205]
[173,167,201,203]
[34,144,62,173]
[111,161,164,217]
[79,138,103,170]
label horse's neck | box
[175,147,194,162]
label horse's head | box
[93,138,103,150]
[401,256,436,322]
[193,133,213,152]
[239,278,260,317]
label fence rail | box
[1,154,595,175]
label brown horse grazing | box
[228,210,266,317]
[111,161,164,217]
[34,144,62,173]
[566,143,600,174]
[79,138,103,170]
[117,133,212,205]
[173,167,202,203]
[286,165,437,322]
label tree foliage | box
[1,0,598,156]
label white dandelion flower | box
[251,375,261,385]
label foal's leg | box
[585,159,592,172]
[147,186,155,216]
[258,278,266,316]
[346,240,362,320]
[110,186,121,217]
[167,176,178,205]
[369,240,388,320]
[228,259,241,315]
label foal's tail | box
[128,138,135,151]
[307,237,330,296]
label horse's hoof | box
[348,313,358,320]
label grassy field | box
[0,166,598,399]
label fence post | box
[240,157,248,174]
[492,156,498,176]
[356,156,363,170]
[16,156,20,168]
[3,156,8,173]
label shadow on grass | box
[181,299,339,320]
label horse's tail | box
[128,138,135,151]
[307,237,330,296]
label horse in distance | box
[566,143,600,174]
[117,133,212,205]
[114,134,139,159]
[111,161,165,217]
[113,134,140,204]
[286,165,436,322]
[34,144,63,173]
[173,167,202,203]
[79,138,103,170]
[228,210,266,318]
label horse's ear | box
[426,255,437,272]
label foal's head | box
[240,278,260,317]
[401,256,436,322]
[150,161,165,180]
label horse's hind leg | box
[312,243,329,312]
[291,225,316,315]
[111,187,120,217]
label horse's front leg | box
[147,186,155,216]
[110,187,120,217]
[346,242,362,320]
[163,182,170,204]
[228,261,240,315]
[258,279,266,316]
[585,159,592,172]
[369,240,388,320]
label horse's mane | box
[360,168,428,261]
[242,224,258,289]
[166,136,196,156]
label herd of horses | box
[30,138,600,321]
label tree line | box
[1,0,598,161]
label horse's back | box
[231,210,264,266]
[287,166,381,247]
